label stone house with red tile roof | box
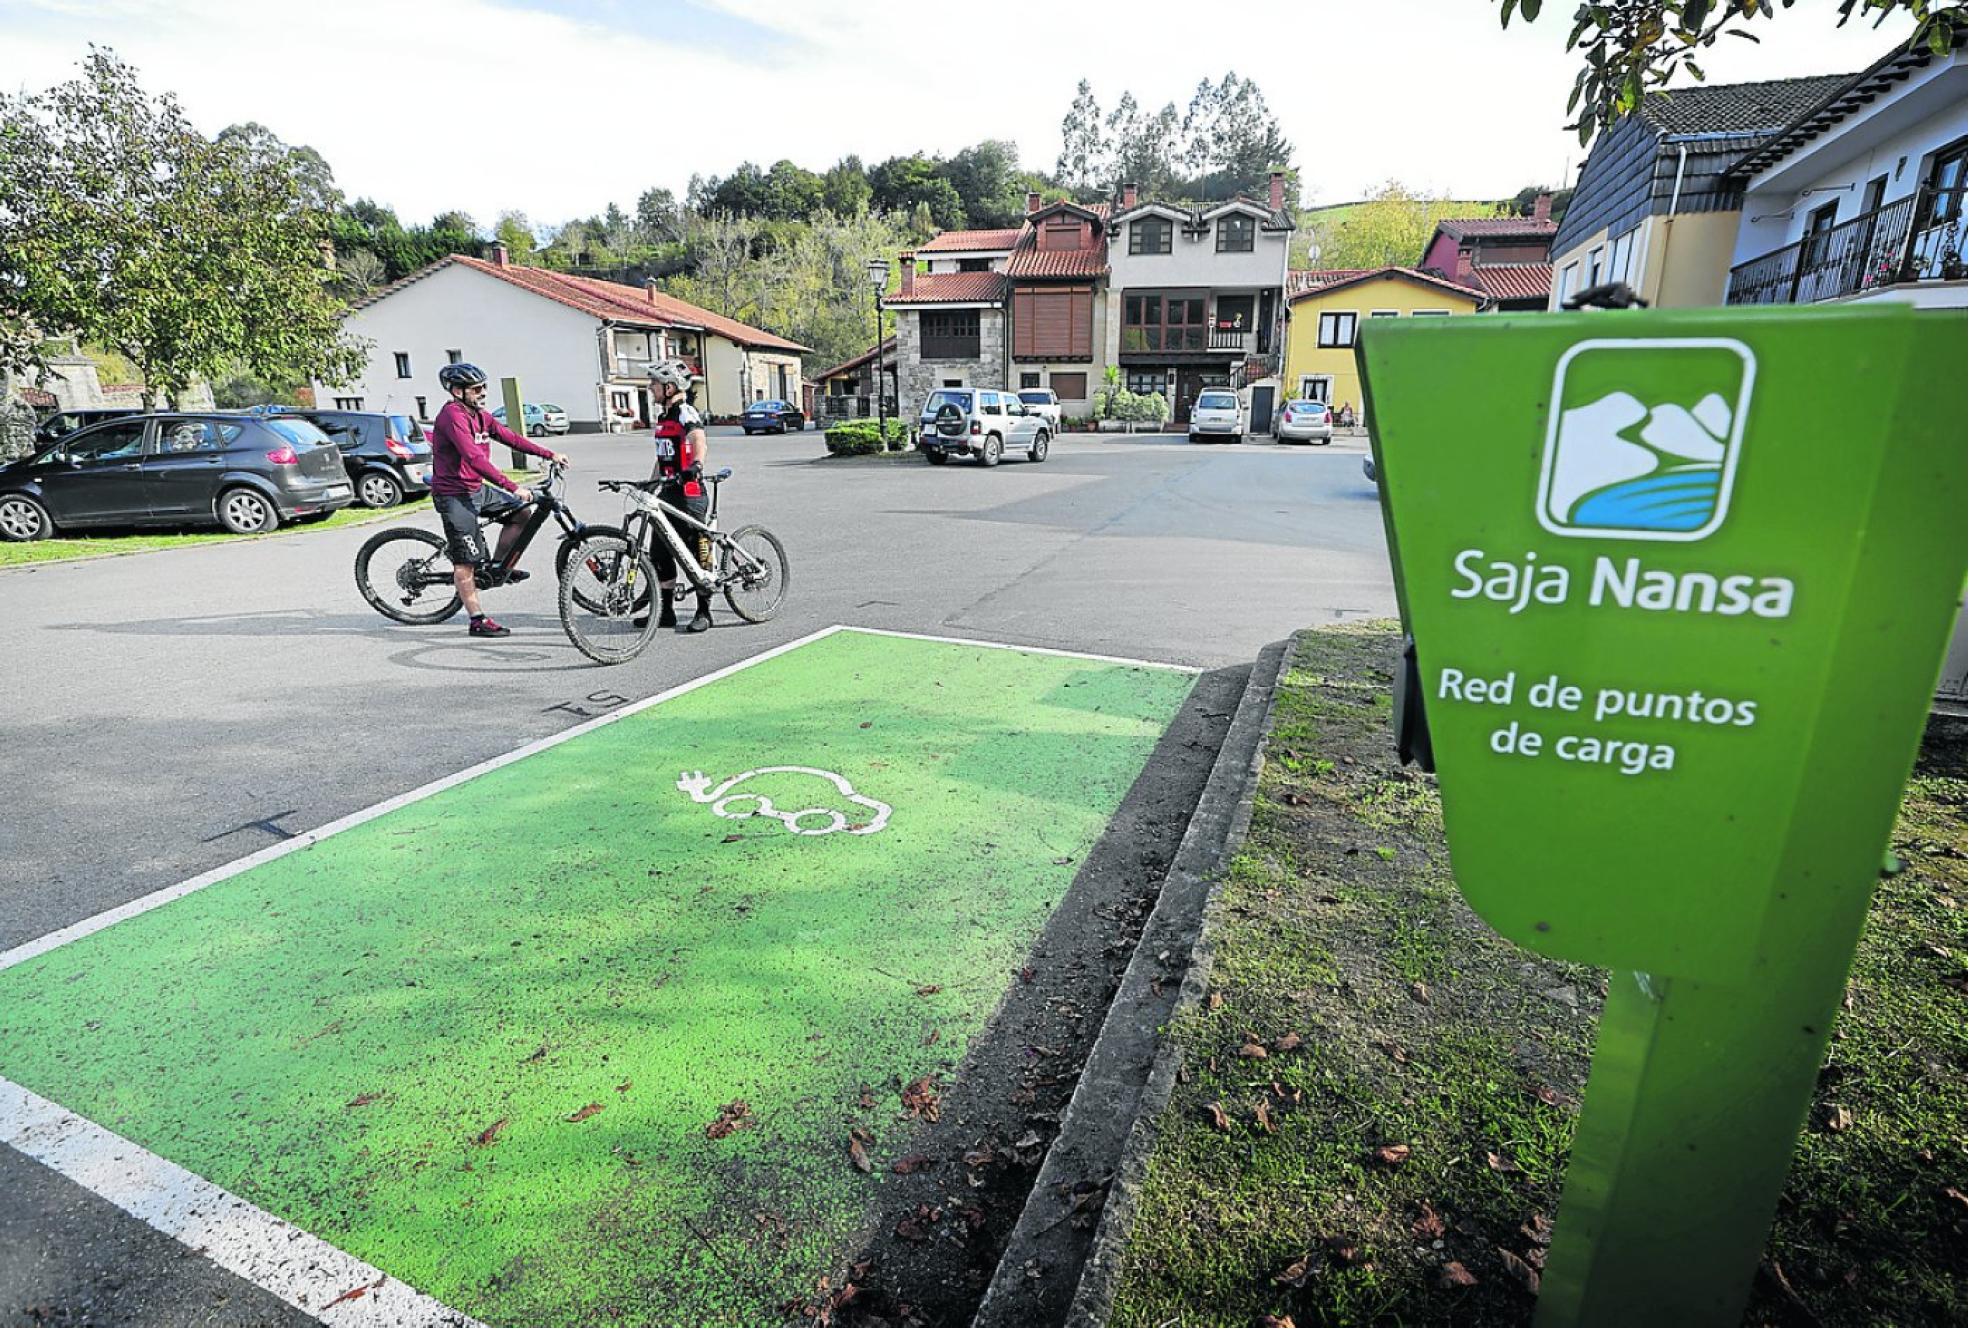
[885,194,1113,416]
[315,248,809,428]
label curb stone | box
[972,638,1293,1327]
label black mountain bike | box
[557,467,788,665]
[354,461,611,624]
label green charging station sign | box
[1360,304,1968,1325]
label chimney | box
[900,255,915,298]
[1533,191,1553,223]
[492,242,510,269]
[1026,190,1043,214]
[1269,170,1285,213]
[645,278,660,304]
[1122,182,1138,210]
[1455,246,1475,280]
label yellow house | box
[1283,267,1485,420]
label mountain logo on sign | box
[1535,339,1754,542]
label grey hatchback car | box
[0,413,352,540]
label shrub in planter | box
[823,417,910,456]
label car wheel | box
[742,428,754,436]
[924,449,949,465]
[0,493,52,541]
[979,434,1003,467]
[1028,432,1049,463]
[528,424,545,437]
[217,487,279,535]
[357,470,404,508]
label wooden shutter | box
[1013,288,1035,358]
[1051,372,1088,401]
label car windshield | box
[752,401,782,410]
[540,404,562,413]
[1018,391,1053,404]
[387,414,421,441]
[1287,400,1325,411]
[1197,392,1237,409]
[924,390,973,415]
[264,418,333,447]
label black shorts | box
[434,487,525,565]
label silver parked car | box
[1275,398,1334,445]
[917,388,1050,467]
[1188,389,1244,443]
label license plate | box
[325,485,351,499]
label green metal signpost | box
[1358,304,1968,1325]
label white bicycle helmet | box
[645,359,700,392]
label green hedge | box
[823,417,913,455]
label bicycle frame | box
[620,486,723,593]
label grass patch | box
[1107,623,1968,1327]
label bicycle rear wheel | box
[557,524,653,617]
[355,527,463,624]
[558,533,660,664]
[719,524,789,623]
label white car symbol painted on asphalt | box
[675,767,892,836]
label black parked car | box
[740,399,805,434]
[0,413,353,541]
[33,406,141,446]
[271,409,433,508]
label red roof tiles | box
[1469,262,1553,302]
[887,272,1007,304]
[1005,222,1107,279]
[1432,216,1558,241]
[916,228,1025,253]
[1288,266,1487,305]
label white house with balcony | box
[1104,173,1293,426]
[1725,36,1968,308]
[318,248,808,428]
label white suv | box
[918,389,1051,467]
[1015,388,1062,433]
[1188,389,1244,443]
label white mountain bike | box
[557,467,789,665]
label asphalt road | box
[0,424,1395,1324]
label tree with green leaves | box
[1499,0,1967,143]
[0,50,366,407]
[214,121,343,214]
[822,157,873,217]
[945,141,1029,228]
[869,154,966,230]
[1056,80,1110,192]
[495,211,538,264]
[1307,181,1455,271]
[636,186,682,242]
[331,247,387,300]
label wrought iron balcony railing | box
[1727,184,1967,306]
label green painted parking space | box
[0,629,1193,1326]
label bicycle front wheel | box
[558,533,661,664]
[558,525,653,618]
[720,524,790,623]
[355,527,463,624]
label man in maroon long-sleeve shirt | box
[430,363,567,636]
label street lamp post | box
[867,257,889,442]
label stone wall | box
[896,307,1005,414]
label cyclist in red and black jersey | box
[642,360,714,634]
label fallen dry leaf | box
[1825,1104,1855,1133]
[924,1029,940,1046]
[720,833,745,843]
[473,1117,509,1147]
[859,721,873,729]
[1257,1316,1298,1328]
[1205,1102,1233,1132]
[1532,1084,1573,1108]
[892,1153,933,1175]
[1374,1144,1412,1167]
[1208,990,1225,1011]
[1413,1202,1446,1240]
[1439,1261,1479,1288]
[1487,1150,1521,1175]
[706,1100,753,1140]
[321,1276,385,1310]
[566,1102,605,1123]
[1940,1185,1968,1213]
[901,1075,942,1122]
[1324,1235,1366,1267]
[1410,980,1431,1005]
[848,1135,873,1174]
[1497,1246,1541,1295]
[1238,1043,1269,1060]
[1253,1101,1276,1134]
[1521,1213,1554,1246]
[962,1147,995,1168]
[858,1085,877,1110]
[1019,966,1037,983]
[615,1080,632,1094]
[1272,1254,1313,1287]
[1273,1032,1303,1053]
[345,1092,382,1109]
[1381,1040,1410,1065]
[915,984,942,997]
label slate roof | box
[1433,216,1558,241]
[1636,74,1854,136]
[1728,36,1965,180]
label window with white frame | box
[1298,375,1333,403]
[1587,246,1604,287]
[1608,229,1637,284]
[1317,311,1358,348]
[1560,262,1581,304]
[393,352,411,378]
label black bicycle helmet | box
[439,362,488,392]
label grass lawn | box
[1107,623,1967,1327]
[0,501,411,568]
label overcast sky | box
[2,0,1917,228]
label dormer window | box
[1129,216,1173,256]
[958,257,993,272]
[1216,215,1255,253]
